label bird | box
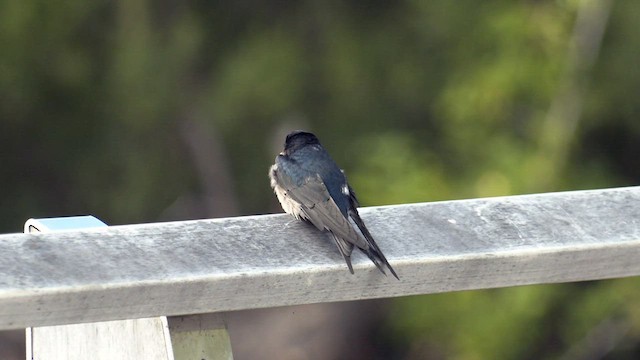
[269,130,399,279]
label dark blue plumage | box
[269,130,398,279]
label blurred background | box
[1,0,639,359]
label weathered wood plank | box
[27,318,172,360]
[1,187,639,330]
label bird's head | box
[282,130,321,155]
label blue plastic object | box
[24,215,108,233]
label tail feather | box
[330,233,355,274]
[349,208,399,280]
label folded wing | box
[273,170,374,273]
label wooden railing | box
[2,186,639,359]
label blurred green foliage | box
[1,0,639,358]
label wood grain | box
[1,187,639,329]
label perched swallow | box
[269,130,398,279]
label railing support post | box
[24,216,234,360]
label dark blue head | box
[283,131,320,155]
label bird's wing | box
[347,193,400,280]
[347,185,360,207]
[276,172,369,252]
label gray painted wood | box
[27,317,173,360]
[1,187,640,330]
[28,314,235,359]
[23,218,181,360]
